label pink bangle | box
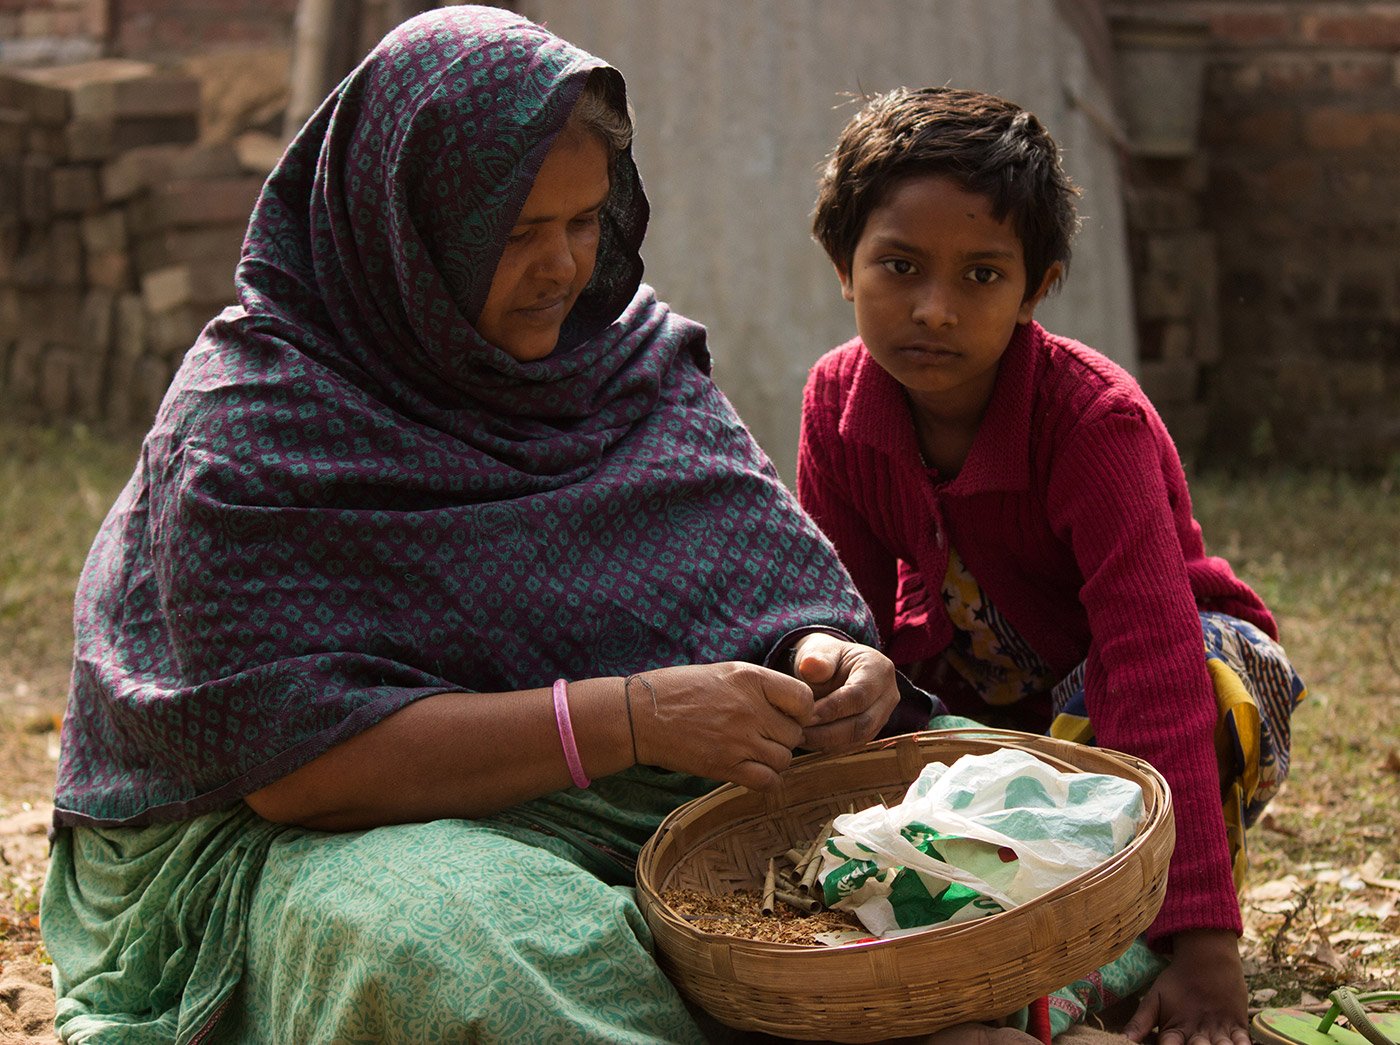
[552,678,590,789]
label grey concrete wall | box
[518,0,1136,481]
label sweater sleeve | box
[797,361,900,647]
[1044,402,1242,943]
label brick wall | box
[0,0,106,65]
[1113,0,1400,471]
[0,1,433,66]
[0,0,297,64]
[0,60,271,427]
[1120,150,1220,468]
[4,2,1397,468]
[0,0,294,431]
[111,0,297,60]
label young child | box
[799,87,1306,1045]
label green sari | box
[43,771,715,1043]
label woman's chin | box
[495,330,562,362]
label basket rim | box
[636,727,1173,952]
[633,728,1176,1038]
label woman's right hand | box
[629,662,815,791]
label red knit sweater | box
[797,321,1277,943]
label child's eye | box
[967,266,1002,284]
[881,258,916,276]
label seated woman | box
[40,7,955,1043]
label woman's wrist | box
[567,676,641,782]
[623,672,658,766]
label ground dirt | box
[0,723,61,1044]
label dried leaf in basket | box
[661,888,865,945]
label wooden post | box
[283,0,365,141]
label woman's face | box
[476,129,612,361]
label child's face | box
[837,174,1057,416]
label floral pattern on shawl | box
[55,6,875,826]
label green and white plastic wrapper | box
[818,748,1145,938]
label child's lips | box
[900,342,959,361]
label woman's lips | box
[514,296,569,322]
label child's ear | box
[835,262,855,302]
[1017,261,1065,324]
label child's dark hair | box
[813,87,1081,299]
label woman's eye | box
[881,259,915,276]
[968,266,1001,284]
[571,212,602,232]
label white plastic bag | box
[818,747,1145,937]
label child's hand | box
[1123,929,1250,1045]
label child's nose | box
[911,284,956,327]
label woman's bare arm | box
[245,659,825,830]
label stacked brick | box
[0,0,106,66]
[0,58,266,429]
[1108,0,1400,471]
[1122,154,1219,469]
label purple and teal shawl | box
[54,6,875,826]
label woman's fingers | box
[626,650,904,786]
[727,736,798,790]
[791,637,899,747]
[758,665,817,721]
[792,632,842,690]
[801,706,885,750]
[632,663,811,786]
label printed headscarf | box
[54,5,876,826]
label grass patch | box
[0,422,143,720]
[0,424,1395,1001]
[1190,470,1400,1004]
[0,422,142,966]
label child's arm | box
[1043,402,1248,1038]
[1044,403,1240,933]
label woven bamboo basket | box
[635,728,1175,1042]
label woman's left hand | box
[789,633,899,751]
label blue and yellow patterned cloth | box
[936,548,1305,890]
[1050,611,1305,891]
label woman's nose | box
[531,228,577,282]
